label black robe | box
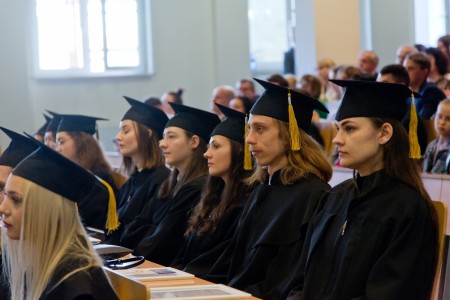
[40,262,118,300]
[77,182,110,230]
[171,203,246,277]
[120,176,206,266]
[207,170,330,299]
[105,166,170,244]
[297,170,437,300]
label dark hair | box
[407,52,431,71]
[232,96,253,114]
[300,74,322,98]
[425,47,449,76]
[166,89,184,105]
[267,74,289,88]
[67,131,114,177]
[438,35,450,53]
[238,79,256,90]
[121,121,165,176]
[380,64,410,86]
[185,139,253,236]
[414,43,427,52]
[144,97,162,107]
[158,130,208,199]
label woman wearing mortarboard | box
[206,79,332,299]
[0,143,118,300]
[105,96,171,244]
[292,80,438,299]
[171,104,255,277]
[120,103,220,266]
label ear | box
[190,135,200,150]
[378,123,393,145]
[147,128,153,138]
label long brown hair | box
[247,119,332,185]
[66,131,114,177]
[121,121,165,176]
[186,139,254,236]
[158,130,208,199]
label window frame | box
[30,0,154,79]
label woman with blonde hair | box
[0,144,118,300]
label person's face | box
[162,93,175,116]
[333,117,388,176]
[0,166,13,203]
[44,131,55,149]
[427,54,438,76]
[55,131,77,162]
[435,103,450,138]
[404,58,428,87]
[0,175,24,240]
[377,73,396,84]
[115,120,139,159]
[438,41,449,56]
[238,82,255,99]
[229,98,246,114]
[212,89,232,116]
[246,115,287,174]
[317,66,329,81]
[159,126,199,171]
[358,53,376,74]
[204,135,232,181]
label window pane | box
[36,0,84,70]
[107,50,139,67]
[248,0,288,73]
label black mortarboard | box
[166,103,221,142]
[0,127,39,168]
[121,96,169,139]
[250,78,329,131]
[57,114,108,135]
[210,104,246,143]
[331,80,420,121]
[331,79,423,159]
[13,139,119,231]
[46,110,61,133]
[35,114,52,136]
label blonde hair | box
[247,119,332,185]
[318,58,336,69]
[1,177,106,300]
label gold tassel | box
[99,178,120,233]
[288,90,301,151]
[409,92,421,159]
[244,115,252,170]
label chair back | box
[432,200,448,300]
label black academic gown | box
[105,166,170,244]
[207,170,330,299]
[121,176,206,266]
[171,202,246,277]
[0,257,10,300]
[77,182,110,230]
[299,170,437,300]
[40,263,118,300]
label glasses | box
[53,137,72,148]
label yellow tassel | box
[409,92,421,159]
[288,91,301,151]
[244,115,252,170]
[99,178,120,233]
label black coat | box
[40,263,118,300]
[105,166,170,244]
[208,170,330,299]
[171,202,246,277]
[121,176,206,266]
[299,170,437,300]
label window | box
[247,0,289,75]
[414,0,447,46]
[32,0,153,78]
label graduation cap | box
[35,114,52,136]
[45,110,61,133]
[210,104,252,170]
[122,96,169,139]
[331,79,422,158]
[251,78,329,150]
[14,138,119,232]
[166,103,221,142]
[57,114,107,135]
[0,127,39,168]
